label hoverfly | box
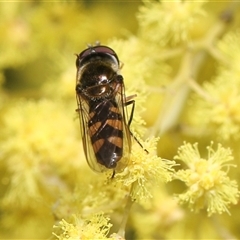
[75,44,136,173]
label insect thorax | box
[76,61,121,101]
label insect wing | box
[76,83,131,172]
[76,94,104,172]
[114,83,132,170]
[90,83,131,170]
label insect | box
[75,44,136,173]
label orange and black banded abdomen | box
[88,100,123,169]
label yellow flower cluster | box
[138,0,206,45]
[1,1,240,239]
[189,31,240,140]
[115,137,175,203]
[53,214,113,240]
[174,142,239,216]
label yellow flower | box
[0,99,82,209]
[53,214,113,240]
[174,142,239,216]
[138,0,206,45]
[115,137,176,203]
[217,30,240,75]
[188,31,240,140]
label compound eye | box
[79,48,93,60]
[77,45,119,66]
[93,46,119,64]
[80,46,116,58]
[93,46,117,56]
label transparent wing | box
[114,83,132,171]
[76,81,132,172]
[76,95,106,172]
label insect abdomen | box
[88,100,123,169]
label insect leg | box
[124,94,137,126]
[124,97,149,154]
[124,99,135,127]
[111,169,116,179]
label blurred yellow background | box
[1,1,240,239]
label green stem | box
[117,187,134,238]
[147,5,234,137]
